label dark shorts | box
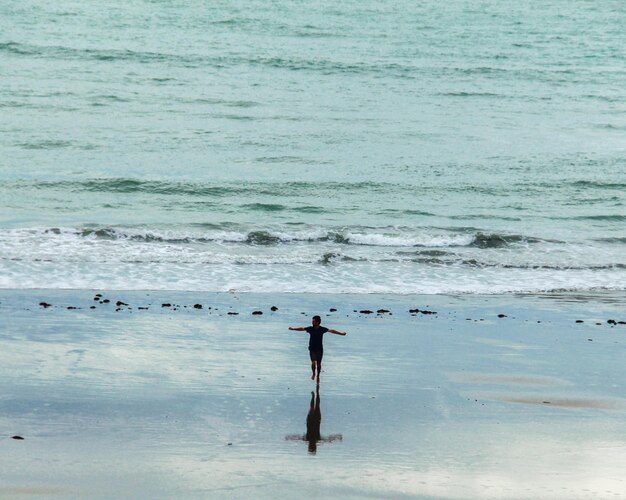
[309,349,323,363]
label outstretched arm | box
[289,327,306,331]
[328,329,347,336]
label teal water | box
[1,1,625,293]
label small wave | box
[470,232,541,249]
[16,140,74,150]
[319,252,361,265]
[3,226,550,250]
[240,203,287,212]
[439,92,504,98]
[19,178,405,198]
[570,215,626,222]
[595,237,626,244]
[570,180,626,190]
[245,231,282,245]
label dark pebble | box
[377,309,390,314]
[576,320,584,323]
[90,306,96,309]
[360,310,373,314]
[93,297,100,301]
[67,306,77,310]
[409,308,420,313]
[138,307,149,310]
[95,294,102,298]
[39,302,52,308]
[619,321,626,325]
[252,311,263,315]
[193,304,203,309]
[421,310,436,315]
[270,306,278,311]
[330,308,337,312]
[228,312,239,315]
[102,299,110,304]
[116,301,128,307]
[607,319,616,325]
[162,303,172,308]
[11,436,24,440]
[497,314,507,318]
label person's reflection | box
[286,387,342,455]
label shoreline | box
[1,289,625,498]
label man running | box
[289,315,346,382]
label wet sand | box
[1,290,625,499]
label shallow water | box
[1,291,625,498]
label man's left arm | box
[328,329,347,336]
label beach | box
[2,1,626,497]
[2,289,625,499]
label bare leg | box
[311,361,316,380]
[316,361,321,383]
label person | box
[289,315,346,382]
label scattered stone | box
[619,321,626,325]
[409,308,420,313]
[94,294,102,298]
[138,307,149,310]
[116,301,128,307]
[228,312,239,315]
[377,309,390,314]
[67,306,78,310]
[607,319,617,325]
[90,306,96,309]
[588,339,593,342]
[193,304,203,309]
[576,320,584,323]
[252,311,263,315]
[93,297,100,301]
[161,303,171,308]
[497,314,507,318]
[270,306,278,312]
[102,299,110,304]
[11,436,24,440]
[330,308,337,312]
[360,310,373,314]
[39,302,52,308]
[421,310,437,315]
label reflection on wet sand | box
[286,387,342,455]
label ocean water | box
[1,0,625,294]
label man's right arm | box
[289,327,306,331]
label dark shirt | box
[305,326,329,351]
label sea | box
[1,0,625,295]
